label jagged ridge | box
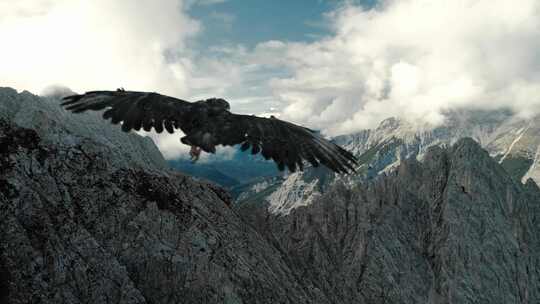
[236,138,540,303]
[239,111,540,215]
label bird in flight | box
[61,89,358,174]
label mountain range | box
[237,109,540,215]
[168,152,280,192]
[1,87,539,303]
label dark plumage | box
[61,89,358,174]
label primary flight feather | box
[61,89,358,174]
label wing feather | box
[61,90,192,133]
[216,114,357,174]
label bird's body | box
[61,89,358,174]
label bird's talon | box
[189,145,202,163]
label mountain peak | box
[0,87,167,171]
[451,137,487,156]
[0,87,17,96]
[377,116,402,130]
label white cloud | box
[219,0,540,135]
[4,0,540,160]
[186,0,227,7]
[0,0,199,97]
[139,130,236,162]
[0,0,55,19]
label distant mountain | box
[237,109,540,215]
[169,160,241,187]
[168,148,281,192]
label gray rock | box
[0,87,167,171]
[236,138,540,303]
[0,120,326,304]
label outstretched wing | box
[61,90,357,173]
[217,114,358,174]
[61,90,192,133]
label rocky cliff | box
[0,89,326,303]
[0,87,166,171]
[236,138,540,303]
[1,88,539,303]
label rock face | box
[0,87,166,171]
[0,119,329,304]
[237,138,540,303]
[0,88,325,304]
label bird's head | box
[203,98,230,111]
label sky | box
[1,0,540,159]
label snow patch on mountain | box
[499,126,528,163]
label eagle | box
[61,89,358,174]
